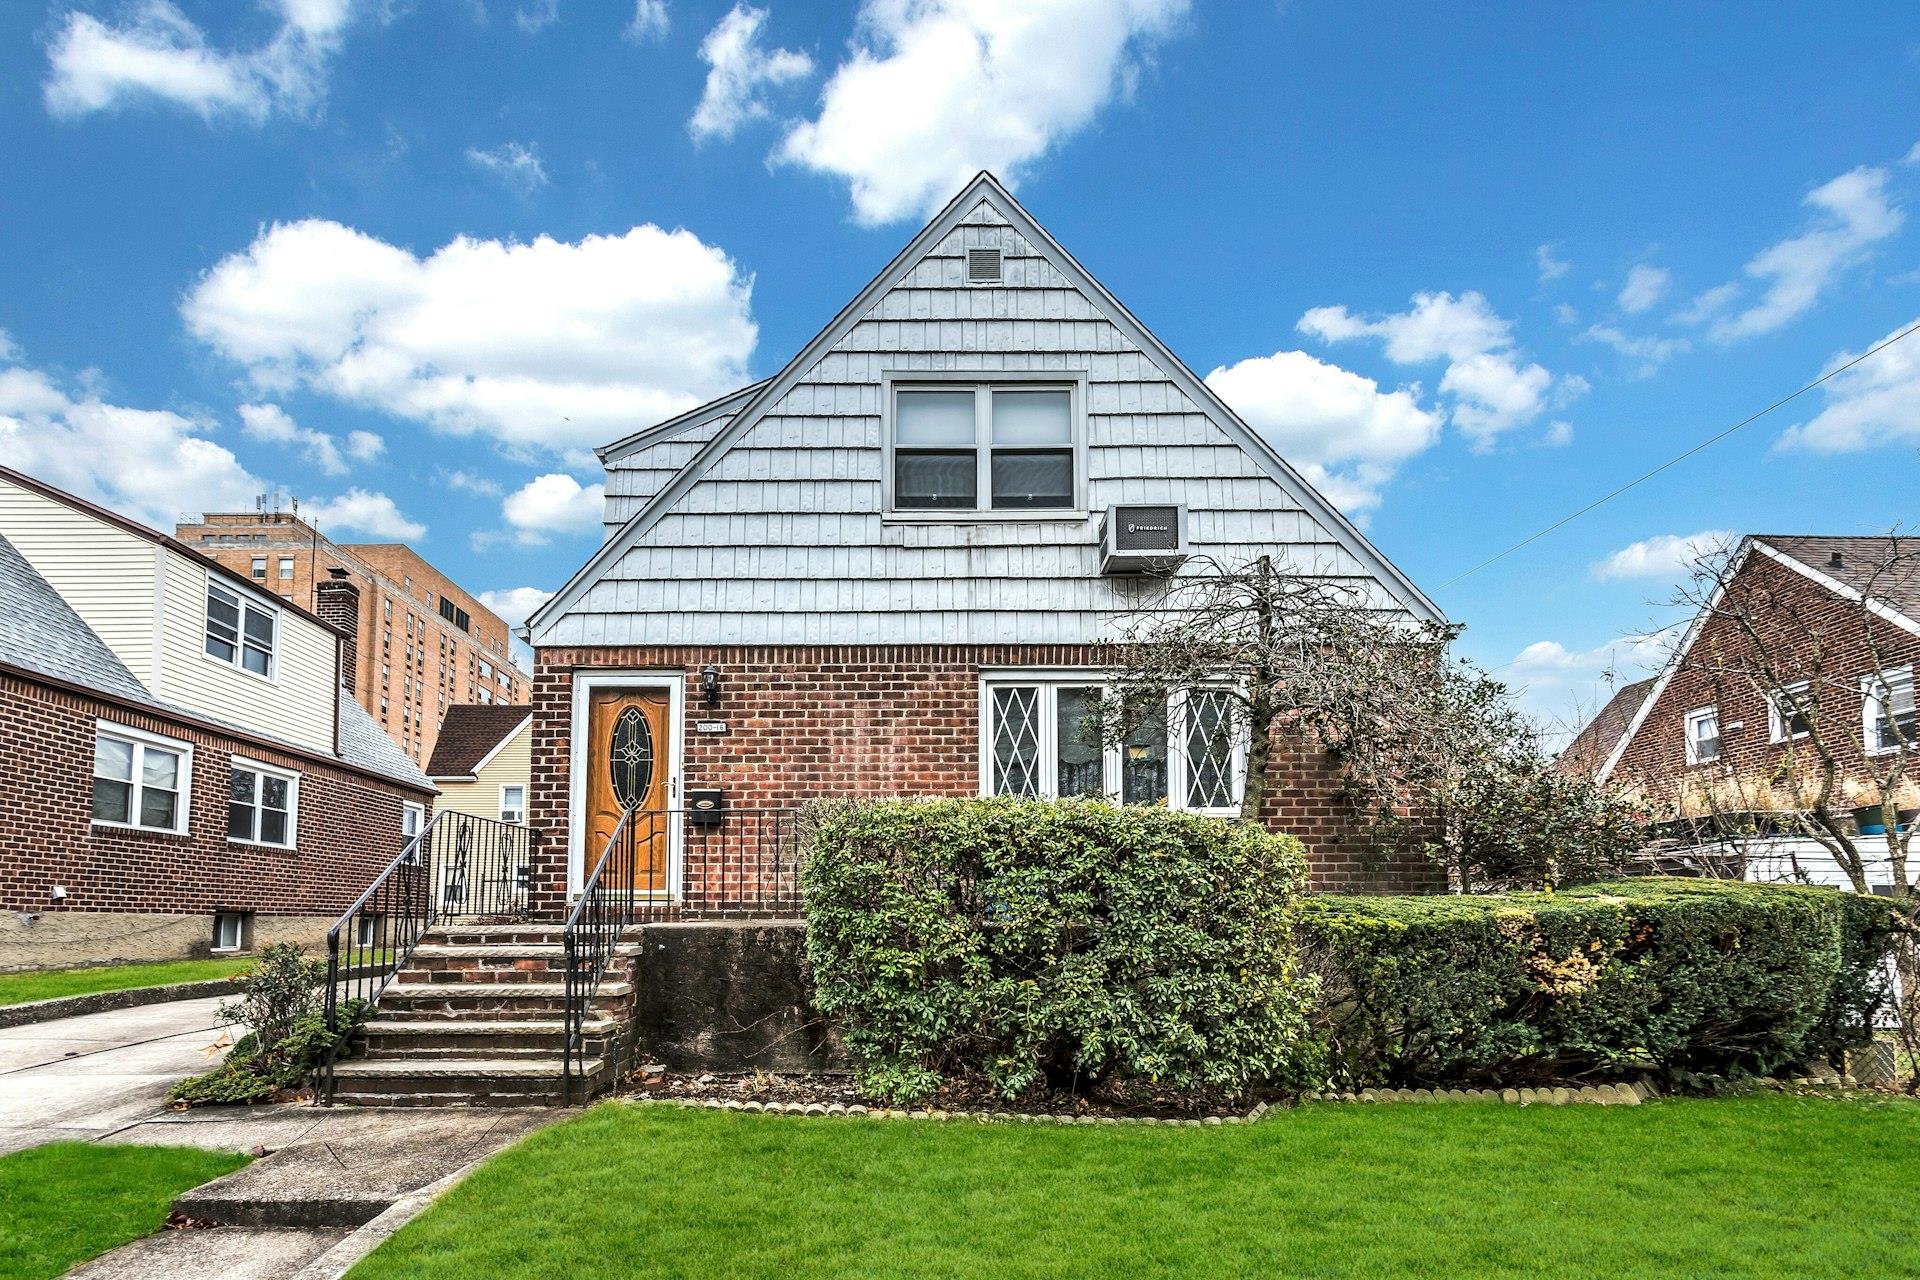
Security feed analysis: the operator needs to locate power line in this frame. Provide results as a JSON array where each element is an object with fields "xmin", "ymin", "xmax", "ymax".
[{"xmin": 1440, "ymin": 318, "xmax": 1920, "ymax": 588}]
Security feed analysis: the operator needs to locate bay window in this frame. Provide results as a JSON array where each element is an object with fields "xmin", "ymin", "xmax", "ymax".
[{"xmin": 983, "ymin": 676, "xmax": 1244, "ymax": 815}]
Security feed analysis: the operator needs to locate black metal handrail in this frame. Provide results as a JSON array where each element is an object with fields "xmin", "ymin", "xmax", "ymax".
[
  {"xmin": 317, "ymin": 809, "xmax": 536, "ymax": 1102},
  {"xmin": 559, "ymin": 806, "xmax": 803, "ymax": 1102}
]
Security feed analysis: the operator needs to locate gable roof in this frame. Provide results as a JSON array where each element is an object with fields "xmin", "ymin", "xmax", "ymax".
[
  {"xmin": 0, "ymin": 527, "xmax": 433, "ymax": 793},
  {"xmin": 527, "ymin": 172, "xmax": 1442, "ymax": 640},
  {"xmin": 426, "ymin": 704, "xmax": 532, "ymax": 778},
  {"xmin": 597, "ymin": 379, "xmax": 768, "ymax": 464},
  {"xmin": 1557, "ymin": 677, "xmax": 1655, "ymax": 779}
]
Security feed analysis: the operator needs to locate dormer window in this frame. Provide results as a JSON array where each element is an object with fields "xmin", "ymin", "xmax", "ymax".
[
  {"xmin": 889, "ymin": 381, "xmax": 1081, "ymax": 513},
  {"xmin": 205, "ymin": 580, "xmax": 277, "ymax": 678}
]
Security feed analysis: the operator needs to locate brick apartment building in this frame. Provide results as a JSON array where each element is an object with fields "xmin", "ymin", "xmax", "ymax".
[{"xmin": 178, "ymin": 508, "xmax": 530, "ymax": 767}]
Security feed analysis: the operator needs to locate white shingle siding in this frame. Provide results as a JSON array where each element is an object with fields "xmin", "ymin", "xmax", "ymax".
[{"xmin": 537, "ymin": 189, "xmax": 1425, "ymax": 647}]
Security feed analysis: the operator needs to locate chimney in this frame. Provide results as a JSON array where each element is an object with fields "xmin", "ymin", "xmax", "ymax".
[
  {"xmin": 1829, "ymin": 551, "xmax": 1845, "ymax": 569},
  {"xmin": 315, "ymin": 568, "xmax": 361, "ymax": 694}
]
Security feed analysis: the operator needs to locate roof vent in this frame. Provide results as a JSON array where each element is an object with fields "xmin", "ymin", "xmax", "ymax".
[
  {"xmin": 966, "ymin": 246, "xmax": 1002, "ymax": 284},
  {"xmin": 1830, "ymin": 551, "xmax": 1845, "ymax": 569}
]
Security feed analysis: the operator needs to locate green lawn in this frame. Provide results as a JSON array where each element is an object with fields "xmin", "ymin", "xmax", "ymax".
[
  {"xmin": 0, "ymin": 957, "xmax": 253, "ymax": 1007},
  {"xmin": 352, "ymin": 1095, "xmax": 1920, "ymax": 1280},
  {"xmin": 0, "ymin": 1142, "xmax": 249, "ymax": 1280}
]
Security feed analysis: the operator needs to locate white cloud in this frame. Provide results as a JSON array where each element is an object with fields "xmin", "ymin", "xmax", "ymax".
[
  {"xmin": 1616, "ymin": 263, "xmax": 1670, "ymax": 314},
  {"xmin": 516, "ymin": 0, "xmax": 560, "ymax": 33},
  {"xmin": 1591, "ymin": 530, "xmax": 1737, "ymax": 583},
  {"xmin": 183, "ymin": 219, "xmax": 757, "ymax": 456},
  {"xmin": 444, "ymin": 468, "xmax": 503, "ymax": 496},
  {"xmin": 689, "ymin": 5, "xmax": 812, "ymax": 142},
  {"xmin": 302, "ymin": 487, "xmax": 426, "ymax": 539},
  {"xmin": 1205, "ymin": 349, "xmax": 1441, "ymax": 516},
  {"xmin": 44, "ymin": 0, "xmax": 349, "ymax": 123},
  {"xmin": 345, "ymin": 429, "xmax": 384, "ymax": 461},
  {"xmin": 1542, "ymin": 420, "xmax": 1573, "ymax": 447},
  {"xmin": 1499, "ymin": 631, "xmax": 1672, "ymax": 739},
  {"xmin": 1535, "ymin": 244, "xmax": 1570, "ymax": 283},
  {"xmin": 1579, "ymin": 324, "xmax": 1690, "ymax": 378},
  {"xmin": 1551, "ymin": 303, "xmax": 1579, "ymax": 326},
  {"xmin": 1774, "ymin": 316, "xmax": 1920, "ymax": 453},
  {"xmin": 478, "ymin": 585, "xmax": 555, "ymax": 627},
  {"xmin": 466, "ymin": 141, "xmax": 548, "ymax": 195},
  {"xmin": 1688, "ymin": 165, "xmax": 1904, "ymax": 341},
  {"xmin": 501, "ymin": 472, "xmax": 604, "ymax": 542},
  {"xmin": 1298, "ymin": 290, "xmax": 1566, "ymax": 448},
  {"xmin": 625, "ymin": 0, "xmax": 669, "ymax": 41},
  {"xmin": 777, "ymin": 0, "xmax": 1188, "ymax": 225},
  {"xmin": 237, "ymin": 401, "xmax": 362, "ymax": 475}
]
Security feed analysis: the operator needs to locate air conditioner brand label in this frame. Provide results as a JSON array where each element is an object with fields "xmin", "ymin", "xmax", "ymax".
[{"xmin": 1126, "ymin": 523, "xmax": 1170, "ymax": 535}]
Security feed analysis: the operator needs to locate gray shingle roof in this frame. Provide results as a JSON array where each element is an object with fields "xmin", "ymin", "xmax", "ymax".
[
  {"xmin": 0, "ymin": 530, "xmax": 432, "ymax": 793},
  {"xmin": 1556, "ymin": 677, "xmax": 1656, "ymax": 779},
  {"xmin": 1756, "ymin": 535, "xmax": 1920, "ymax": 625}
]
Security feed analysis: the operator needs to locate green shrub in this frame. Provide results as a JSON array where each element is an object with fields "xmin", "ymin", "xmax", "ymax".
[
  {"xmin": 1298, "ymin": 878, "xmax": 1902, "ymax": 1088},
  {"xmin": 801, "ymin": 796, "xmax": 1318, "ymax": 1104},
  {"xmin": 169, "ymin": 944, "xmax": 364, "ymax": 1106}
]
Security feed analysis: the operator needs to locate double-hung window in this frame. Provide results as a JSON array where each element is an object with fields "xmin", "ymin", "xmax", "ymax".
[
  {"xmin": 228, "ymin": 760, "xmax": 297, "ymax": 848},
  {"xmin": 1863, "ymin": 666, "xmax": 1917, "ymax": 755},
  {"xmin": 500, "ymin": 785, "xmax": 527, "ymax": 825},
  {"xmin": 1768, "ymin": 681, "xmax": 1813, "ymax": 743},
  {"xmin": 983, "ymin": 677, "xmax": 1243, "ymax": 815},
  {"xmin": 891, "ymin": 382, "xmax": 1078, "ymax": 512},
  {"xmin": 92, "ymin": 725, "xmax": 188, "ymax": 833},
  {"xmin": 1683, "ymin": 706, "xmax": 1721, "ymax": 764},
  {"xmin": 205, "ymin": 580, "xmax": 277, "ymax": 678}
]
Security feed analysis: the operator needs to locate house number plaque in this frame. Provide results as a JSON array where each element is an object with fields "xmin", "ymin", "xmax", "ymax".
[{"xmin": 695, "ymin": 720, "xmax": 729, "ymax": 735}]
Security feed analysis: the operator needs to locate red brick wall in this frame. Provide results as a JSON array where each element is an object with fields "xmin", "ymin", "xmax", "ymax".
[
  {"xmin": 529, "ymin": 645, "xmax": 1436, "ymax": 913},
  {"xmin": 1612, "ymin": 552, "xmax": 1920, "ymax": 812},
  {"xmin": 0, "ymin": 671, "xmax": 428, "ymax": 918}
]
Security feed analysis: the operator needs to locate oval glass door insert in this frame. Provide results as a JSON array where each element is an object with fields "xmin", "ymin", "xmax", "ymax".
[{"xmin": 609, "ymin": 705, "xmax": 654, "ymax": 810}]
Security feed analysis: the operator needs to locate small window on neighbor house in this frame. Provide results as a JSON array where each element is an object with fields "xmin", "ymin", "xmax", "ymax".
[
  {"xmin": 1684, "ymin": 707, "xmax": 1721, "ymax": 764},
  {"xmin": 1864, "ymin": 667, "xmax": 1917, "ymax": 754},
  {"xmin": 204, "ymin": 581, "xmax": 276, "ymax": 678},
  {"xmin": 250, "ymin": 556, "xmax": 267, "ymax": 580},
  {"xmin": 278, "ymin": 557, "xmax": 294, "ymax": 581},
  {"xmin": 966, "ymin": 246, "xmax": 1002, "ymax": 284},
  {"xmin": 500, "ymin": 785, "xmax": 526, "ymax": 826},
  {"xmin": 212, "ymin": 912, "xmax": 247, "ymax": 952},
  {"xmin": 1769, "ymin": 682, "xmax": 1813, "ymax": 743},
  {"xmin": 92, "ymin": 728, "xmax": 187, "ymax": 833},
  {"xmin": 893, "ymin": 384, "xmax": 1076, "ymax": 512},
  {"xmin": 355, "ymin": 915, "xmax": 380, "ymax": 947}
]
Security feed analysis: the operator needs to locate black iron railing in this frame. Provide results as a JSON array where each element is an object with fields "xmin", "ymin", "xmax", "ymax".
[
  {"xmin": 560, "ymin": 807, "xmax": 801, "ymax": 1101},
  {"xmin": 317, "ymin": 810, "xmax": 535, "ymax": 1102}
]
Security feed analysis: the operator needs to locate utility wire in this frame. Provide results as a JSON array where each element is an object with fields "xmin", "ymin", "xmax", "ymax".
[{"xmin": 1440, "ymin": 318, "xmax": 1920, "ymax": 588}]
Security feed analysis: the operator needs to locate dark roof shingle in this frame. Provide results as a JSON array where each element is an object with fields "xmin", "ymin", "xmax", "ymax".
[
  {"xmin": 1755, "ymin": 535, "xmax": 1920, "ymax": 624},
  {"xmin": 426, "ymin": 705, "xmax": 532, "ymax": 778},
  {"xmin": 1557, "ymin": 677, "xmax": 1656, "ymax": 779}
]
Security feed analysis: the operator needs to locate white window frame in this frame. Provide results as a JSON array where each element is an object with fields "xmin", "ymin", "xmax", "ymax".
[
  {"xmin": 881, "ymin": 372, "xmax": 1089, "ymax": 520},
  {"xmin": 1769, "ymin": 681, "xmax": 1813, "ymax": 744},
  {"xmin": 1862, "ymin": 666, "xmax": 1917, "ymax": 756},
  {"xmin": 91, "ymin": 722, "xmax": 192, "ymax": 835},
  {"xmin": 1683, "ymin": 706, "xmax": 1721, "ymax": 765},
  {"xmin": 500, "ymin": 784, "xmax": 527, "ymax": 826},
  {"xmin": 212, "ymin": 912, "xmax": 247, "ymax": 952},
  {"xmin": 977, "ymin": 671, "xmax": 1246, "ymax": 815},
  {"xmin": 227, "ymin": 757, "xmax": 300, "ymax": 849},
  {"xmin": 203, "ymin": 578, "xmax": 279, "ymax": 682}
]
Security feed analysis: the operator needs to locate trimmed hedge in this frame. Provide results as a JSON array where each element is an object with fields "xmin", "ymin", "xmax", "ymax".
[
  {"xmin": 1299, "ymin": 878, "xmax": 1902, "ymax": 1088},
  {"xmin": 801, "ymin": 796, "xmax": 1318, "ymax": 1104}
]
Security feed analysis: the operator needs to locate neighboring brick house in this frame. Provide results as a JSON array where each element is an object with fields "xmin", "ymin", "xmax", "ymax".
[
  {"xmin": 177, "ymin": 510, "xmax": 529, "ymax": 768},
  {"xmin": 1574, "ymin": 534, "xmax": 1920, "ymax": 889},
  {"xmin": 0, "ymin": 466, "xmax": 436, "ymax": 971},
  {"xmin": 522, "ymin": 172, "xmax": 1445, "ymax": 909}
]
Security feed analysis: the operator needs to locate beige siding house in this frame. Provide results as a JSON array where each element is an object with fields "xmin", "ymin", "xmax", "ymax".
[{"xmin": 425, "ymin": 705, "xmax": 532, "ymax": 827}]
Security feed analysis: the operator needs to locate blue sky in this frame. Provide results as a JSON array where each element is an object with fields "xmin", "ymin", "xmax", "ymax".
[{"xmin": 3, "ymin": 1, "xmax": 1918, "ymax": 732}]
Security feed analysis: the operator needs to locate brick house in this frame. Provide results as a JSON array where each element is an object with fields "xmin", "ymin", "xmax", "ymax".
[
  {"xmin": 1574, "ymin": 534, "xmax": 1920, "ymax": 891},
  {"xmin": 521, "ymin": 172, "xmax": 1444, "ymax": 910},
  {"xmin": 178, "ymin": 509, "xmax": 530, "ymax": 768},
  {"xmin": 0, "ymin": 466, "xmax": 436, "ymax": 971}
]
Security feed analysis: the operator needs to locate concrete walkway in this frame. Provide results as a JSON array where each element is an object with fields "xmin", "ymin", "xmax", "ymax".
[{"xmin": 0, "ymin": 994, "xmax": 232, "ymax": 1155}]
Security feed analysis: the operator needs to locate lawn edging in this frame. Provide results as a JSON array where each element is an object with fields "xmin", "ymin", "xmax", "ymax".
[{"xmin": 0, "ymin": 977, "xmax": 242, "ymax": 1029}]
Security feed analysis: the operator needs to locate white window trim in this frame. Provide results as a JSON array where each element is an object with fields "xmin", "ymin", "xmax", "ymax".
[
  {"xmin": 202, "ymin": 577, "xmax": 280, "ymax": 684},
  {"xmin": 1768, "ymin": 681, "xmax": 1812, "ymax": 744},
  {"xmin": 91, "ymin": 721, "xmax": 192, "ymax": 835},
  {"xmin": 1862, "ymin": 666, "xmax": 1916, "ymax": 756},
  {"xmin": 226, "ymin": 756, "xmax": 300, "ymax": 850},
  {"xmin": 212, "ymin": 912, "xmax": 247, "ymax": 952},
  {"xmin": 977, "ymin": 670, "xmax": 1246, "ymax": 815},
  {"xmin": 881, "ymin": 371, "xmax": 1089, "ymax": 517},
  {"xmin": 1683, "ymin": 705, "xmax": 1721, "ymax": 765},
  {"xmin": 500, "ymin": 783, "xmax": 527, "ymax": 826}
]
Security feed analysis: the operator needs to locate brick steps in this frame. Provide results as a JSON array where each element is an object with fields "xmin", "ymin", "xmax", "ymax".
[{"xmin": 328, "ymin": 923, "xmax": 634, "ymax": 1107}]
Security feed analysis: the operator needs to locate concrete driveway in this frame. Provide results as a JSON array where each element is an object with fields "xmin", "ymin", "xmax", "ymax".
[{"xmin": 0, "ymin": 995, "xmax": 234, "ymax": 1155}]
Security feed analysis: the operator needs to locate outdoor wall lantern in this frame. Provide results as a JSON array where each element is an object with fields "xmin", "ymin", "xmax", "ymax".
[{"xmin": 701, "ymin": 664, "xmax": 721, "ymax": 707}]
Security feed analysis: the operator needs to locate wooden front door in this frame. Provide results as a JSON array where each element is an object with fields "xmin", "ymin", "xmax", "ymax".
[{"xmin": 584, "ymin": 687, "xmax": 672, "ymax": 895}]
